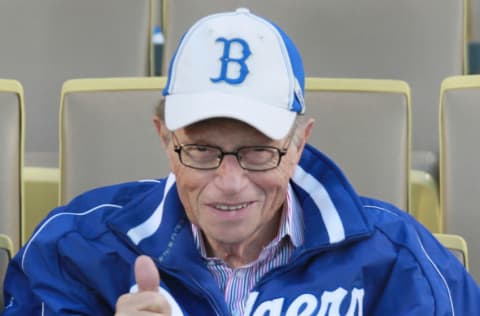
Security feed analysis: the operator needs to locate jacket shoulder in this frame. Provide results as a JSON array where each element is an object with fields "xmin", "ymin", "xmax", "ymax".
[
  {"xmin": 62, "ymin": 179, "xmax": 163, "ymax": 209},
  {"xmin": 27, "ymin": 179, "xmax": 165, "ymax": 245}
]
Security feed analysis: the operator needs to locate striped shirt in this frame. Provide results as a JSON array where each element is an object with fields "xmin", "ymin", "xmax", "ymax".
[{"xmin": 192, "ymin": 184, "xmax": 304, "ymax": 316}]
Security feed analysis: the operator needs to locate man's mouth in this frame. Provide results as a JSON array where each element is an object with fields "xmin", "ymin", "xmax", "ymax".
[{"xmin": 214, "ymin": 203, "xmax": 250, "ymax": 212}]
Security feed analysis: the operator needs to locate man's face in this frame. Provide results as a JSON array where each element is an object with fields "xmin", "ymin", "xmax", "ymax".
[{"xmin": 161, "ymin": 118, "xmax": 308, "ymax": 250}]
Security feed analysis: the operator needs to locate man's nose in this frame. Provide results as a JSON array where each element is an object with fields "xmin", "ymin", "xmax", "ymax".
[{"xmin": 214, "ymin": 154, "xmax": 247, "ymax": 192}]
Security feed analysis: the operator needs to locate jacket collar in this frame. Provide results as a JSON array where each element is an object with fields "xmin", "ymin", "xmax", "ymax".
[{"xmin": 291, "ymin": 144, "xmax": 372, "ymax": 250}]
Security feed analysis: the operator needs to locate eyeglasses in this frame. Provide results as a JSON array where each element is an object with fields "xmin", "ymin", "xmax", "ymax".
[{"xmin": 172, "ymin": 133, "xmax": 291, "ymax": 171}]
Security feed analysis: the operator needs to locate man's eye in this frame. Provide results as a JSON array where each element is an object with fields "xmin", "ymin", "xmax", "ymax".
[
  {"xmin": 187, "ymin": 146, "xmax": 218, "ymax": 156},
  {"xmin": 192, "ymin": 145, "xmax": 212, "ymax": 152},
  {"xmin": 242, "ymin": 148, "xmax": 275, "ymax": 162}
]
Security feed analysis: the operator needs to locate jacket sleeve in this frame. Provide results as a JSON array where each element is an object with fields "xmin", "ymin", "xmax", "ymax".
[
  {"xmin": 374, "ymin": 212, "xmax": 480, "ymax": 315},
  {"xmin": 362, "ymin": 197, "xmax": 480, "ymax": 315},
  {"xmin": 2, "ymin": 252, "xmax": 42, "ymax": 315},
  {"xmin": 2, "ymin": 234, "xmax": 113, "ymax": 315},
  {"xmin": 2, "ymin": 181, "xmax": 161, "ymax": 315},
  {"xmin": 412, "ymin": 221, "xmax": 480, "ymax": 315}
]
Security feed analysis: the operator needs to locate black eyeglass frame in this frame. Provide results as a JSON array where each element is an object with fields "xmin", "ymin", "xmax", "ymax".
[{"xmin": 171, "ymin": 133, "xmax": 292, "ymax": 171}]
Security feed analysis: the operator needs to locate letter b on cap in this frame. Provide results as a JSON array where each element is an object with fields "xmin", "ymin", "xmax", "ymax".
[{"xmin": 210, "ymin": 37, "xmax": 251, "ymax": 85}]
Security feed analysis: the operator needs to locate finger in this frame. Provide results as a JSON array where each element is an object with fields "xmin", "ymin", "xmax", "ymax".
[{"xmin": 135, "ymin": 255, "xmax": 160, "ymax": 292}]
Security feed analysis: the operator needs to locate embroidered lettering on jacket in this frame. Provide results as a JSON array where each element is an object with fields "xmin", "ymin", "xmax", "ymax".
[{"xmin": 244, "ymin": 287, "xmax": 364, "ymax": 316}]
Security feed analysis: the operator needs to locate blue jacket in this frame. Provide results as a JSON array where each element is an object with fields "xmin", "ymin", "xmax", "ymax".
[{"xmin": 3, "ymin": 145, "xmax": 480, "ymax": 315}]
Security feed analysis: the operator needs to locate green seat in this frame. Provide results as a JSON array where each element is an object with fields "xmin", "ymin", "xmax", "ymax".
[
  {"xmin": 305, "ymin": 78, "xmax": 411, "ymax": 211},
  {"xmin": 0, "ymin": 0, "xmax": 154, "ymax": 169},
  {"xmin": 0, "ymin": 80, "xmax": 23, "ymax": 250},
  {"xmin": 434, "ymin": 233, "xmax": 469, "ymax": 270},
  {"xmin": 439, "ymin": 75, "xmax": 480, "ymax": 282},
  {"xmin": 0, "ymin": 80, "xmax": 23, "ymax": 311},
  {"xmin": 59, "ymin": 77, "xmax": 168, "ymax": 204}
]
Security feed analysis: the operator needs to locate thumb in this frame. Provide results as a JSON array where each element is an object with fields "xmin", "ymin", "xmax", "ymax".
[{"xmin": 134, "ymin": 255, "xmax": 160, "ymax": 292}]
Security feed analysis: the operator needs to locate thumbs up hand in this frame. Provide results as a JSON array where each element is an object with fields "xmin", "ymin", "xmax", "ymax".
[{"xmin": 115, "ymin": 255, "xmax": 172, "ymax": 316}]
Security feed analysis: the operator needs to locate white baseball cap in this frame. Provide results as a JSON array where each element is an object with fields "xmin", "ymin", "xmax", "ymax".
[{"xmin": 163, "ymin": 8, "xmax": 305, "ymax": 140}]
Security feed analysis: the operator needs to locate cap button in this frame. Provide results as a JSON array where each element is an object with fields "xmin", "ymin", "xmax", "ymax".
[{"xmin": 236, "ymin": 8, "xmax": 250, "ymax": 13}]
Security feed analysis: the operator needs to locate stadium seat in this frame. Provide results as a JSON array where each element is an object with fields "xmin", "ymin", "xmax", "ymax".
[
  {"xmin": 0, "ymin": 234, "xmax": 14, "ymax": 311},
  {"xmin": 0, "ymin": 235, "xmax": 13, "ymax": 261},
  {"xmin": 0, "ymin": 80, "xmax": 23, "ymax": 310},
  {"xmin": 305, "ymin": 78, "xmax": 410, "ymax": 211},
  {"xmin": 23, "ymin": 167, "xmax": 59, "ymax": 241},
  {"xmin": 59, "ymin": 77, "xmax": 168, "ymax": 204},
  {"xmin": 434, "ymin": 233, "xmax": 469, "ymax": 270},
  {"xmin": 439, "ymin": 75, "xmax": 480, "ymax": 282},
  {"xmin": 0, "ymin": 0, "xmax": 154, "ymax": 168},
  {"xmin": 0, "ymin": 0, "xmax": 156, "ymax": 243},
  {"xmin": 410, "ymin": 170, "xmax": 442, "ymax": 233},
  {"xmin": 161, "ymin": 0, "xmax": 467, "ymax": 181},
  {"xmin": 0, "ymin": 80, "xmax": 24, "ymax": 252}
]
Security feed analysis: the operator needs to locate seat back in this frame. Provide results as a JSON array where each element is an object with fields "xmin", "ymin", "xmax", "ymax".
[
  {"xmin": 161, "ymin": 0, "xmax": 466, "ymax": 171},
  {"xmin": 440, "ymin": 75, "xmax": 480, "ymax": 282},
  {"xmin": 0, "ymin": 0, "xmax": 153, "ymax": 168},
  {"xmin": 410, "ymin": 170, "xmax": 442, "ymax": 233},
  {"xmin": 0, "ymin": 80, "xmax": 23, "ymax": 310},
  {"xmin": 305, "ymin": 78, "xmax": 410, "ymax": 211},
  {"xmin": 60, "ymin": 77, "xmax": 168, "ymax": 204},
  {"xmin": 434, "ymin": 233, "xmax": 469, "ymax": 269},
  {"xmin": 0, "ymin": 80, "xmax": 24, "ymax": 252}
]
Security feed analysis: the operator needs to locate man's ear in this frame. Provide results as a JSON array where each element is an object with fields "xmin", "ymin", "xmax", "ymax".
[
  {"xmin": 153, "ymin": 116, "xmax": 170, "ymax": 152},
  {"xmin": 153, "ymin": 116, "xmax": 180, "ymax": 174},
  {"xmin": 295, "ymin": 118, "xmax": 315, "ymax": 157}
]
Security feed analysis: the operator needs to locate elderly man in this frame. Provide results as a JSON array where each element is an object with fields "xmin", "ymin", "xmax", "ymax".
[{"xmin": 3, "ymin": 8, "xmax": 480, "ymax": 316}]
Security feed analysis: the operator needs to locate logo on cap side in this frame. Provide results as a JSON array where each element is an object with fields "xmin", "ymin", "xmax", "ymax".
[{"xmin": 210, "ymin": 37, "xmax": 251, "ymax": 85}]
